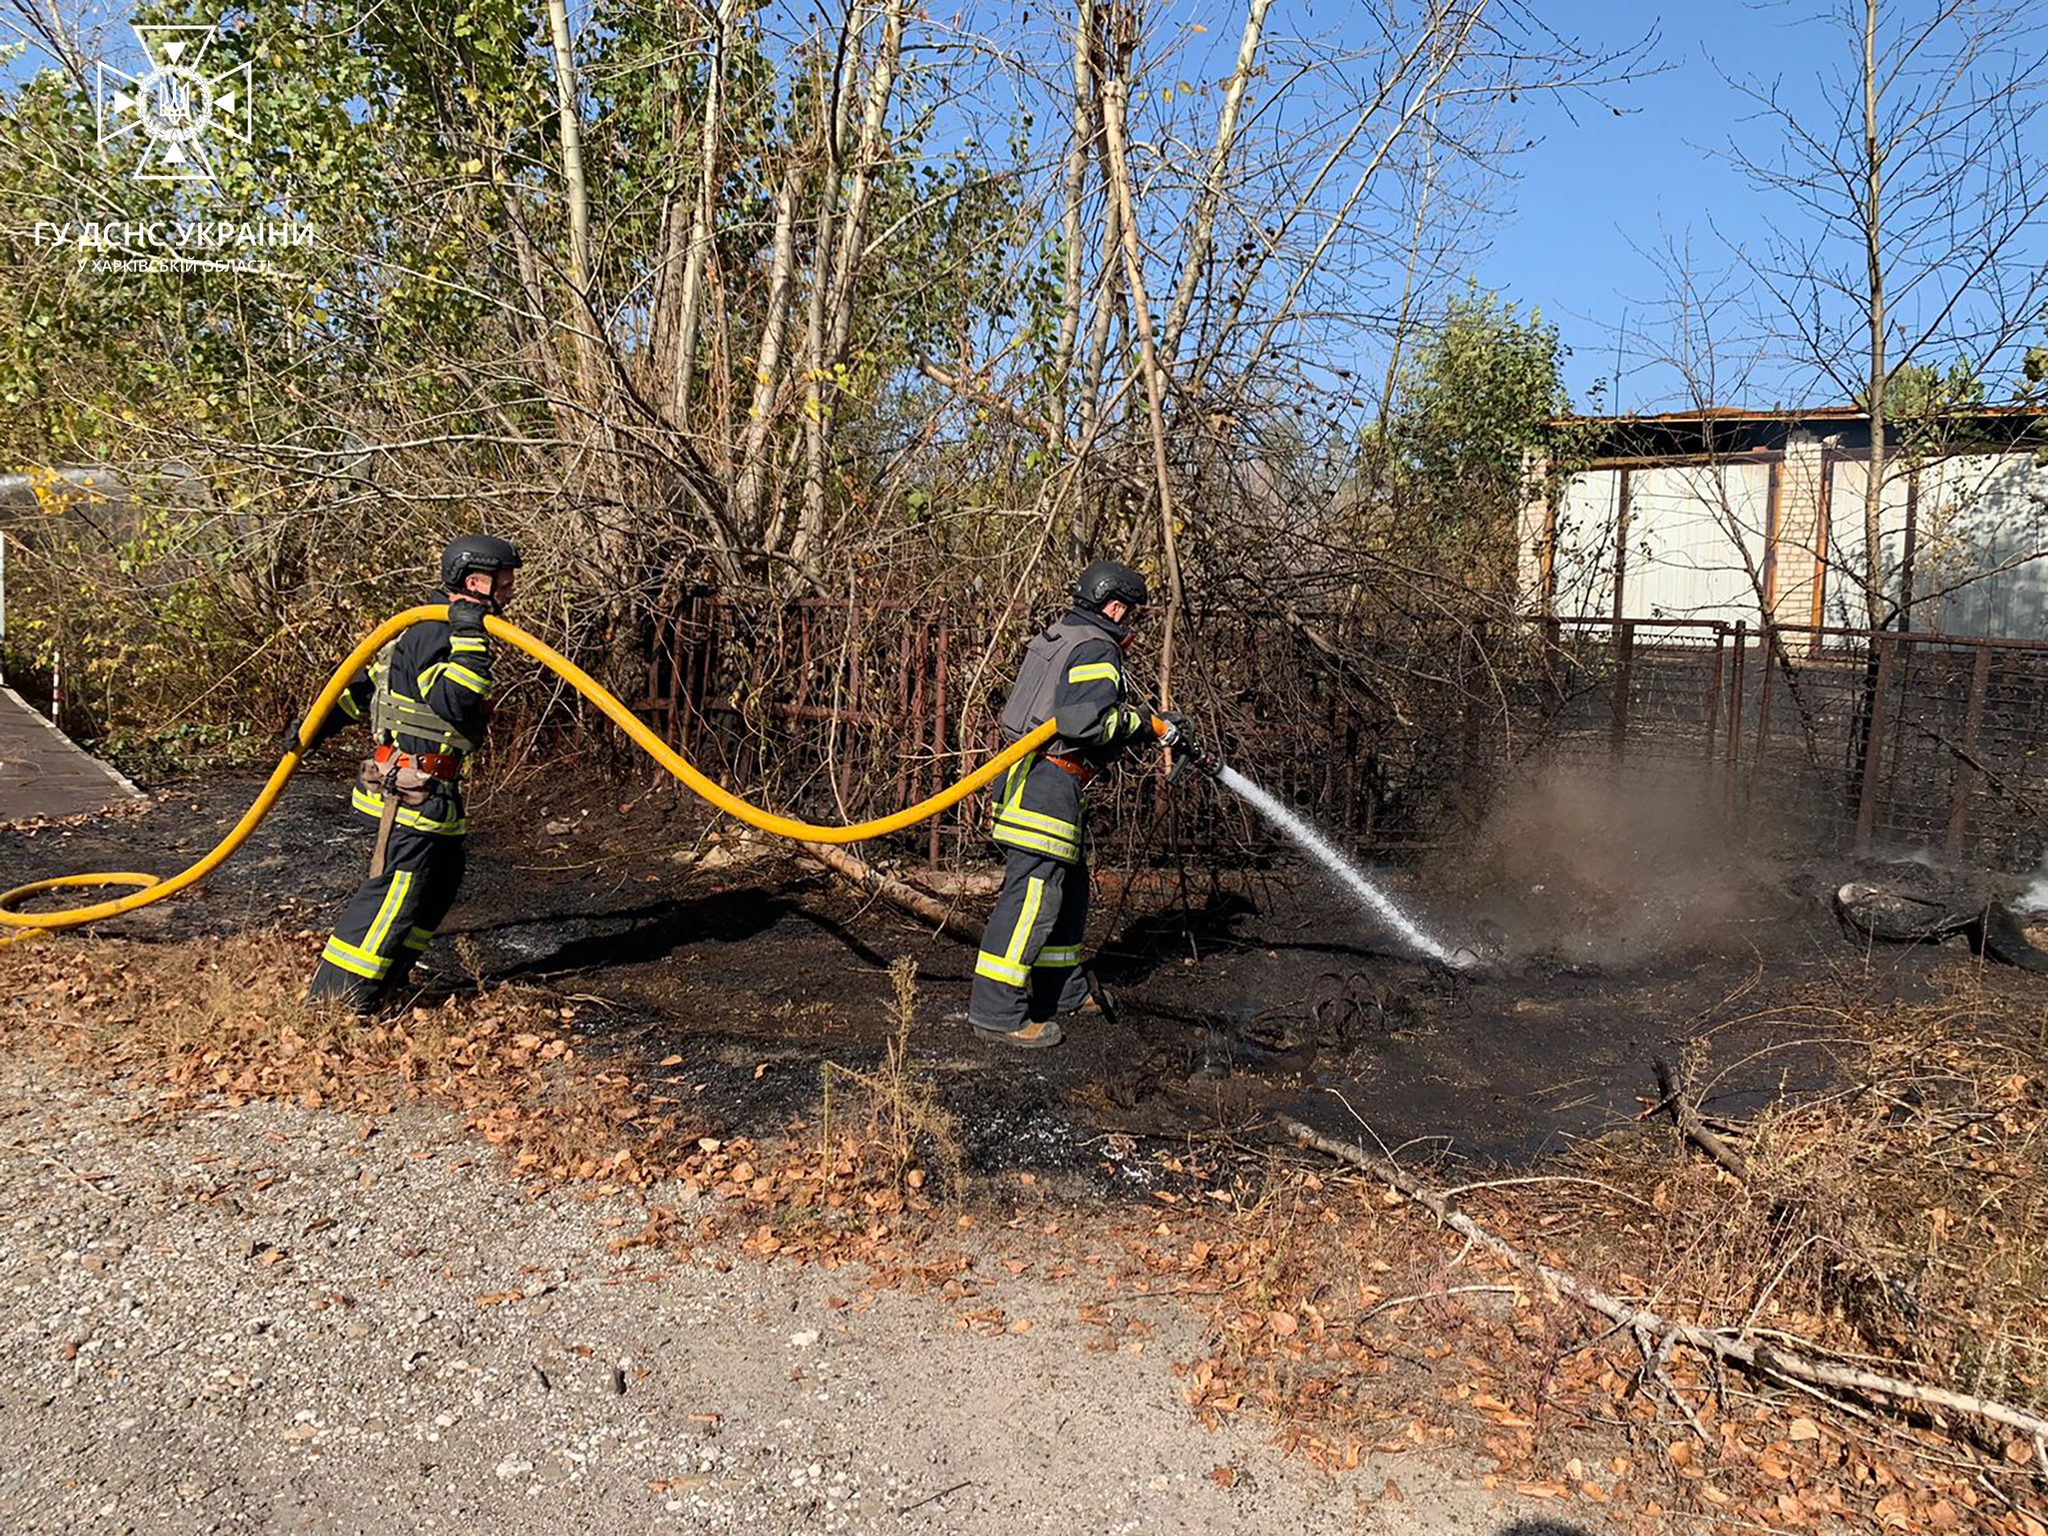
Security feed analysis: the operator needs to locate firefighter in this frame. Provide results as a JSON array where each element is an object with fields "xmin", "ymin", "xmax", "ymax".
[
  {"xmin": 299, "ymin": 533, "xmax": 522, "ymax": 1012},
  {"xmin": 966, "ymin": 560, "xmax": 1196, "ymax": 1047}
]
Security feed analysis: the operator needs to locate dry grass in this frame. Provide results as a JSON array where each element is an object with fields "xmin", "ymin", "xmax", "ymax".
[
  {"xmin": 820, "ymin": 956, "xmax": 963, "ymax": 1199},
  {"xmin": 1572, "ymin": 962, "xmax": 2048, "ymax": 1424},
  {"xmin": 0, "ymin": 930, "xmax": 969, "ymax": 1273},
  {"xmin": 0, "ymin": 928, "xmax": 694, "ymax": 1189},
  {"xmin": 1114, "ymin": 962, "xmax": 2048, "ymax": 1531}
]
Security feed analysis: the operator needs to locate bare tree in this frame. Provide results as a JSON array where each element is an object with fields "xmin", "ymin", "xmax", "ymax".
[{"xmin": 1723, "ymin": 0, "xmax": 2048, "ymax": 631}]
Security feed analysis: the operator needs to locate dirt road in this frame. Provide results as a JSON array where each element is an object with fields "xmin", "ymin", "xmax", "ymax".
[{"xmin": 0, "ymin": 1053, "xmax": 1610, "ymax": 1536}]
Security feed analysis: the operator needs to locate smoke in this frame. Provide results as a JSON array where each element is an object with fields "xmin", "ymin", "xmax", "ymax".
[
  {"xmin": 2017, "ymin": 855, "xmax": 2048, "ymax": 916},
  {"xmin": 1435, "ymin": 759, "xmax": 1785, "ymax": 964}
]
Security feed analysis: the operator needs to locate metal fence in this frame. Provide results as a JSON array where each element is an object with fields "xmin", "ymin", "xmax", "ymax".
[
  {"xmin": 1539, "ymin": 619, "xmax": 2048, "ymax": 869},
  {"xmin": 631, "ymin": 598, "xmax": 2048, "ymax": 872}
]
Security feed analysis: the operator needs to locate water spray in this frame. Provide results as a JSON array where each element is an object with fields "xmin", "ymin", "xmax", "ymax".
[{"xmin": 1163, "ymin": 726, "xmax": 1473, "ymax": 969}]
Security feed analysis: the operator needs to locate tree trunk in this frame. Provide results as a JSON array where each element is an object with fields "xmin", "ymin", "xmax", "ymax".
[
  {"xmin": 1860, "ymin": 0, "xmax": 1889, "ymax": 631},
  {"xmin": 1042, "ymin": 0, "xmax": 1099, "ymax": 557},
  {"xmin": 544, "ymin": 0, "xmax": 601, "ymax": 399},
  {"xmin": 1100, "ymin": 64, "xmax": 1188, "ymax": 705},
  {"xmin": 1160, "ymin": 0, "xmax": 1272, "ymax": 363},
  {"xmin": 734, "ymin": 166, "xmax": 801, "ymax": 550},
  {"xmin": 796, "ymin": 0, "xmax": 911, "ymax": 579},
  {"xmin": 670, "ymin": 1, "xmax": 736, "ymax": 429}
]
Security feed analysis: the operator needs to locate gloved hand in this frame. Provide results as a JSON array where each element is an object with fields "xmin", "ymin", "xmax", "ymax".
[
  {"xmin": 1156, "ymin": 709, "xmax": 1201, "ymax": 757},
  {"xmin": 283, "ymin": 714, "xmax": 307, "ymax": 754},
  {"xmin": 446, "ymin": 595, "xmax": 491, "ymax": 637}
]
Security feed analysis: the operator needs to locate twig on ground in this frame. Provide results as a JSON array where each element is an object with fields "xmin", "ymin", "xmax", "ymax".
[
  {"xmin": 898, "ymin": 1479, "xmax": 974, "ymax": 1515},
  {"xmin": 1651, "ymin": 1057, "xmax": 1750, "ymax": 1180},
  {"xmin": 1360, "ymin": 1283, "xmax": 1521, "ymax": 1320},
  {"xmin": 1286, "ymin": 1118, "xmax": 2048, "ymax": 1452},
  {"xmin": 799, "ymin": 841, "xmax": 980, "ymax": 944}
]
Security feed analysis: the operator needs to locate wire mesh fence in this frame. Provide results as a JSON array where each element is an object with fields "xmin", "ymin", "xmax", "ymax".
[{"xmin": 630, "ymin": 597, "xmax": 2048, "ymax": 873}]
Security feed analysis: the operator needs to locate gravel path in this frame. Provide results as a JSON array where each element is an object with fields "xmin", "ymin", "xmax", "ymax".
[{"xmin": 0, "ymin": 1055, "xmax": 1612, "ymax": 1536}]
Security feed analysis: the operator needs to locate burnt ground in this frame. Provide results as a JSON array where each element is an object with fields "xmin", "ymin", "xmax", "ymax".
[{"xmin": 1, "ymin": 758, "xmax": 1984, "ymax": 1188}]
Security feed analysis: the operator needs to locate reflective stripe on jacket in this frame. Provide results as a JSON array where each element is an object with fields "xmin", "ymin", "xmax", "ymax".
[{"xmin": 991, "ymin": 757, "xmax": 1083, "ymax": 865}]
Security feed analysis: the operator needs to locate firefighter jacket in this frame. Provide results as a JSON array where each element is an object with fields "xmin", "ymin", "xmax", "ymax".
[
  {"xmin": 989, "ymin": 608, "xmax": 1151, "ymax": 864},
  {"xmin": 313, "ymin": 615, "xmax": 495, "ymax": 838}
]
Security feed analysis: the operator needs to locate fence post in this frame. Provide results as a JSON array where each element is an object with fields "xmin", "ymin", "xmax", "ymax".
[
  {"xmin": 929, "ymin": 620, "xmax": 949, "ymax": 870},
  {"xmin": 1945, "ymin": 644, "xmax": 1992, "ymax": 860},
  {"xmin": 1855, "ymin": 634, "xmax": 1899, "ymax": 849},
  {"xmin": 1704, "ymin": 623, "xmax": 1724, "ymax": 768},
  {"xmin": 1725, "ymin": 619, "xmax": 1746, "ymax": 817},
  {"xmin": 1750, "ymin": 624, "xmax": 1774, "ymax": 809},
  {"xmin": 1609, "ymin": 619, "xmax": 1635, "ymax": 760}
]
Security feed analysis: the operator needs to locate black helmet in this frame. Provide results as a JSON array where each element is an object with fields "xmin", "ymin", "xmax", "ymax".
[
  {"xmin": 1074, "ymin": 559, "xmax": 1149, "ymax": 613},
  {"xmin": 440, "ymin": 533, "xmax": 523, "ymax": 590}
]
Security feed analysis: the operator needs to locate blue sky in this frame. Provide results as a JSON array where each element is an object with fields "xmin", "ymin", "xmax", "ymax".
[
  {"xmin": 1461, "ymin": 0, "xmax": 1814, "ymax": 408},
  {"xmin": 1455, "ymin": 0, "xmax": 2048, "ymax": 411}
]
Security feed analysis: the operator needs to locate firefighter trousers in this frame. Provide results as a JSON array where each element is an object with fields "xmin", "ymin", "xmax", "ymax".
[
  {"xmin": 307, "ymin": 816, "xmax": 468, "ymax": 1012},
  {"xmin": 968, "ymin": 846, "xmax": 1091, "ymax": 1033}
]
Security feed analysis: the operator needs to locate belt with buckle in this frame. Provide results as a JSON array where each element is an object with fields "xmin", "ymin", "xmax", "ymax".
[
  {"xmin": 374, "ymin": 742, "xmax": 463, "ymax": 781},
  {"xmin": 1044, "ymin": 752, "xmax": 1097, "ymax": 787}
]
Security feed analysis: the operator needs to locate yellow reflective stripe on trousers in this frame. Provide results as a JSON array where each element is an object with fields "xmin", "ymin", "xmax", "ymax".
[
  {"xmin": 402, "ymin": 925, "xmax": 434, "ymax": 952},
  {"xmin": 1007, "ymin": 877, "xmax": 1045, "ymax": 964},
  {"xmin": 975, "ymin": 875, "xmax": 1047, "ymax": 990},
  {"xmin": 318, "ymin": 936, "xmax": 389, "ymax": 980},
  {"xmin": 974, "ymin": 951, "xmax": 1029, "ymax": 986},
  {"xmin": 363, "ymin": 870, "xmax": 413, "ymax": 957},
  {"xmin": 1034, "ymin": 945, "xmax": 1081, "ymax": 968}
]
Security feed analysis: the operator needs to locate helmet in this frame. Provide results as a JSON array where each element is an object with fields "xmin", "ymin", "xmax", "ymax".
[
  {"xmin": 440, "ymin": 533, "xmax": 523, "ymax": 591},
  {"xmin": 1074, "ymin": 559, "xmax": 1149, "ymax": 613}
]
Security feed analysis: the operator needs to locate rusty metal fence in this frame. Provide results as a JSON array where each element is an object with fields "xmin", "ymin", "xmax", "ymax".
[
  {"xmin": 1540, "ymin": 619, "xmax": 2048, "ymax": 869},
  {"xmin": 630, "ymin": 597, "xmax": 2048, "ymax": 872}
]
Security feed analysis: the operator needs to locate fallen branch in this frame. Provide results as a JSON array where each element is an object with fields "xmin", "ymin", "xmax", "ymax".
[
  {"xmin": 798, "ymin": 841, "xmax": 980, "ymax": 944},
  {"xmin": 1651, "ymin": 1057, "xmax": 1750, "ymax": 1180},
  {"xmin": 1285, "ymin": 1119, "xmax": 2048, "ymax": 1460}
]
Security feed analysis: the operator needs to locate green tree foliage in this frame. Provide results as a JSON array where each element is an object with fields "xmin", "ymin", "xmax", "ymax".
[{"xmin": 1353, "ymin": 289, "xmax": 1569, "ymax": 597}]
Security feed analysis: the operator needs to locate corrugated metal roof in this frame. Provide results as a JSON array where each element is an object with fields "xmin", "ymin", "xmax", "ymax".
[{"xmin": 1551, "ymin": 403, "xmax": 2048, "ymax": 428}]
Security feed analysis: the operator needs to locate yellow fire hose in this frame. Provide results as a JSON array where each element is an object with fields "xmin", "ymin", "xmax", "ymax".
[{"xmin": 0, "ymin": 603, "xmax": 1147, "ymax": 945}]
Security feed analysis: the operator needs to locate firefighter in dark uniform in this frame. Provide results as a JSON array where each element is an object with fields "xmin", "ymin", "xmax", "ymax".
[
  {"xmin": 299, "ymin": 534, "xmax": 522, "ymax": 1012},
  {"xmin": 966, "ymin": 560, "xmax": 1195, "ymax": 1047}
]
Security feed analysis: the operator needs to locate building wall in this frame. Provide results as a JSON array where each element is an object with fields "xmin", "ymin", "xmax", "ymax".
[{"xmin": 1531, "ymin": 439, "xmax": 2048, "ymax": 638}]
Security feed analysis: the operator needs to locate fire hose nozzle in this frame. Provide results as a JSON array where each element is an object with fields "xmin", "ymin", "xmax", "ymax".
[{"xmin": 1152, "ymin": 714, "xmax": 1225, "ymax": 782}]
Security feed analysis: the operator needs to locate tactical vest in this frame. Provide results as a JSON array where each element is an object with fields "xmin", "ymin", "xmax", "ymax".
[
  {"xmin": 1000, "ymin": 614, "xmax": 1118, "ymax": 745},
  {"xmin": 368, "ymin": 638, "xmax": 478, "ymax": 754}
]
